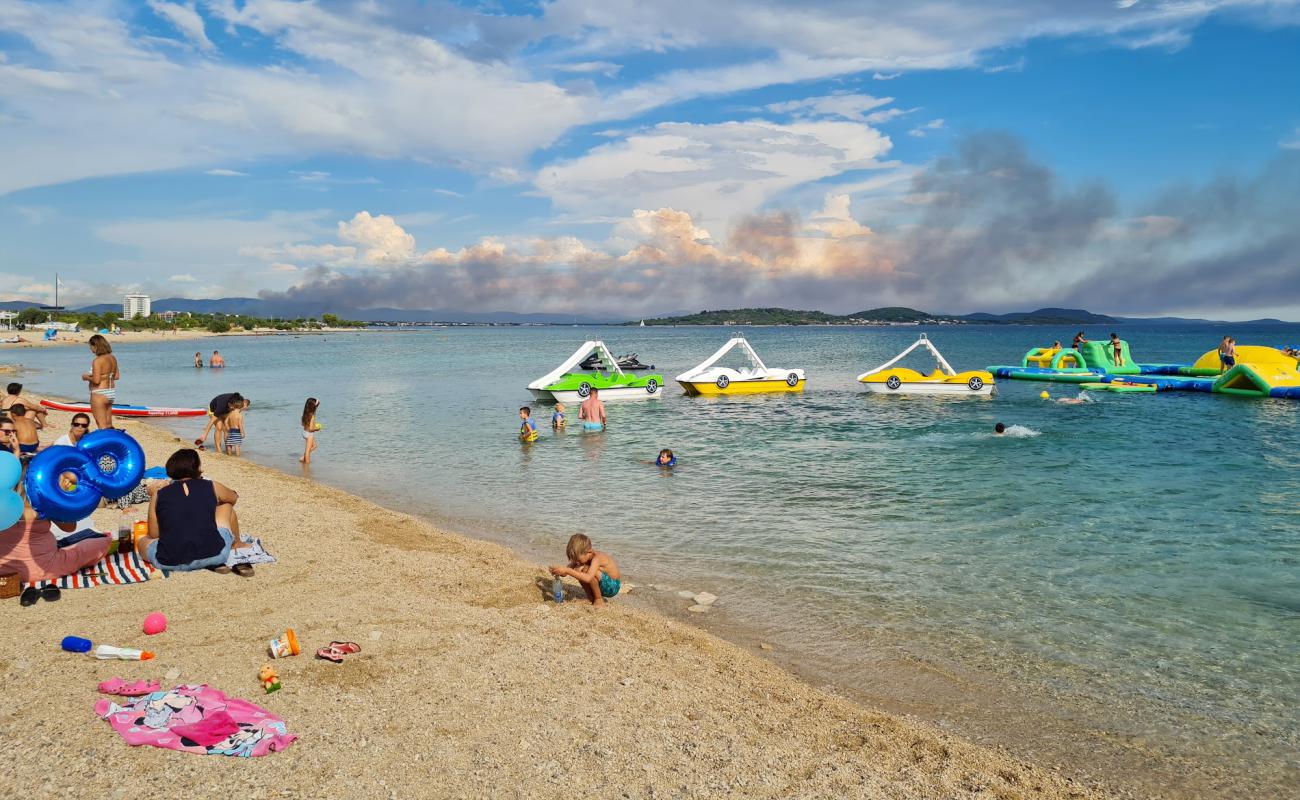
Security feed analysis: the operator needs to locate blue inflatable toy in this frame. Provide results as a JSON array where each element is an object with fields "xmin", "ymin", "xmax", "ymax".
[
  {"xmin": 0, "ymin": 451, "xmax": 23, "ymax": 528},
  {"xmin": 24, "ymin": 429, "xmax": 146, "ymax": 520}
]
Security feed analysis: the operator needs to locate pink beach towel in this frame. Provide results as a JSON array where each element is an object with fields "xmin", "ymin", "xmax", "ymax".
[{"xmin": 96, "ymin": 682, "xmax": 297, "ymax": 757}]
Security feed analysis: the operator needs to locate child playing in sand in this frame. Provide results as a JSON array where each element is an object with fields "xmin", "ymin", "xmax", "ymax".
[
  {"xmin": 519, "ymin": 406, "xmax": 538, "ymax": 442},
  {"xmin": 550, "ymin": 533, "xmax": 621, "ymax": 607},
  {"xmin": 224, "ymin": 399, "xmax": 247, "ymax": 456},
  {"xmin": 551, "ymin": 403, "xmax": 566, "ymax": 430},
  {"xmin": 300, "ymin": 397, "xmax": 320, "ymax": 464}
]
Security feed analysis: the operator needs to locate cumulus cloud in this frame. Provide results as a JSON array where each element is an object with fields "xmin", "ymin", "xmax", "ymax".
[{"xmin": 250, "ymin": 136, "xmax": 1300, "ymax": 318}]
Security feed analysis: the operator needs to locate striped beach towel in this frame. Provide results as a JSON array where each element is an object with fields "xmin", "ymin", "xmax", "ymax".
[{"xmin": 22, "ymin": 549, "xmax": 156, "ymax": 590}]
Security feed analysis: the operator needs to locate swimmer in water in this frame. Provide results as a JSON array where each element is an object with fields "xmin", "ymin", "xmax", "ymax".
[
  {"xmin": 655, "ymin": 448, "xmax": 675, "ymax": 467},
  {"xmin": 1056, "ymin": 396, "xmax": 1087, "ymax": 405},
  {"xmin": 994, "ymin": 423, "xmax": 1006, "ymax": 435}
]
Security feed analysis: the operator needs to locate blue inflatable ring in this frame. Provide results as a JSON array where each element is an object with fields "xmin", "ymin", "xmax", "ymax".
[{"xmin": 24, "ymin": 429, "xmax": 146, "ymax": 520}]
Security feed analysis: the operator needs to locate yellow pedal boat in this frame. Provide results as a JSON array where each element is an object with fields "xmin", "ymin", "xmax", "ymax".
[
  {"xmin": 676, "ymin": 336, "xmax": 805, "ymax": 395},
  {"xmin": 857, "ymin": 334, "xmax": 995, "ymax": 396}
]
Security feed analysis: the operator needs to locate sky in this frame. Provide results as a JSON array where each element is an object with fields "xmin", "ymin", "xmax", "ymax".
[{"xmin": 1, "ymin": 0, "xmax": 1298, "ymax": 319}]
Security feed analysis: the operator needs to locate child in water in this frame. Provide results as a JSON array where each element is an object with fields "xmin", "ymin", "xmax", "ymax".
[
  {"xmin": 994, "ymin": 423, "xmax": 1006, "ymax": 435},
  {"xmin": 551, "ymin": 403, "xmax": 566, "ymax": 430},
  {"xmin": 224, "ymin": 400, "xmax": 247, "ymax": 456},
  {"xmin": 300, "ymin": 397, "xmax": 320, "ymax": 464},
  {"xmin": 550, "ymin": 533, "xmax": 621, "ymax": 607},
  {"xmin": 519, "ymin": 406, "xmax": 538, "ymax": 442},
  {"xmin": 656, "ymin": 448, "xmax": 675, "ymax": 466}
]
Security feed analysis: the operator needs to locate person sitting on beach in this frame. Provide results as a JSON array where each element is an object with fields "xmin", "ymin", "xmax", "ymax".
[
  {"xmin": 195, "ymin": 392, "xmax": 244, "ymax": 451},
  {"xmin": 0, "ymin": 418, "xmax": 17, "ymax": 456},
  {"xmin": 53, "ymin": 412, "xmax": 91, "ymax": 448},
  {"xmin": 7, "ymin": 405, "xmax": 40, "ymax": 458},
  {"xmin": 1072, "ymin": 331, "xmax": 1087, "ymax": 351},
  {"xmin": 223, "ymin": 400, "xmax": 247, "ymax": 456},
  {"xmin": 210, "ymin": 351, "xmax": 225, "ymax": 368},
  {"xmin": 0, "ymin": 465, "xmax": 110, "ymax": 593},
  {"xmin": 519, "ymin": 406, "xmax": 538, "ymax": 442},
  {"xmin": 551, "ymin": 403, "xmax": 566, "ymax": 430},
  {"xmin": 656, "ymin": 448, "xmax": 675, "ymax": 467},
  {"xmin": 2, "ymin": 383, "xmax": 47, "ymax": 429},
  {"xmin": 134, "ymin": 448, "xmax": 251, "ymax": 576},
  {"xmin": 1222, "ymin": 337, "xmax": 1237, "ymax": 370},
  {"xmin": 578, "ymin": 388, "xmax": 607, "ymax": 430},
  {"xmin": 194, "ymin": 352, "xmax": 203, "ymax": 368},
  {"xmin": 549, "ymin": 533, "xmax": 621, "ymax": 607}
]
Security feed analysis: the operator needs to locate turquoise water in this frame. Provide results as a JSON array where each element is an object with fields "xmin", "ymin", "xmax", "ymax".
[{"xmin": 10, "ymin": 325, "xmax": 1298, "ymax": 796}]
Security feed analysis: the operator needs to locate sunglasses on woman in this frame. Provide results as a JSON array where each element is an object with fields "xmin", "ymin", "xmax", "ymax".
[{"xmin": 71, "ymin": 422, "xmax": 90, "ymax": 428}]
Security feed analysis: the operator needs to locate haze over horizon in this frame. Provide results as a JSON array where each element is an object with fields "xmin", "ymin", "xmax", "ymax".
[{"xmin": 2, "ymin": 1, "xmax": 1299, "ymax": 320}]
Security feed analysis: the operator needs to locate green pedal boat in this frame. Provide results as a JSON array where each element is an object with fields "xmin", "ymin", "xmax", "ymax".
[{"xmin": 528, "ymin": 340, "xmax": 665, "ymax": 403}]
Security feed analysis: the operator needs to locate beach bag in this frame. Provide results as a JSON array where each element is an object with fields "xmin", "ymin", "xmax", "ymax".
[{"xmin": 0, "ymin": 571, "xmax": 21, "ymax": 599}]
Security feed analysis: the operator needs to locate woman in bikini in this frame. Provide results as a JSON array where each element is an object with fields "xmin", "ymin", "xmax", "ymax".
[{"xmin": 81, "ymin": 334, "xmax": 119, "ymax": 430}]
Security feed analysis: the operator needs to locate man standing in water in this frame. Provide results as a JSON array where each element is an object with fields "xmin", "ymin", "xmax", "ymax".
[
  {"xmin": 210, "ymin": 350, "xmax": 225, "ymax": 368},
  {"xmin": 81, "ymin": 334, "xmax": 119, "ymax": 429},
  {"xmin": 578, "ymin": 388, "xmax": 607, "ymax": 430}
]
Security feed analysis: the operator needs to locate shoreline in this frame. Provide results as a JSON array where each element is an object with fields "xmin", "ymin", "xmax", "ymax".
[
  {"xmin": 0, "ymin": 326, "xmax": 369, "ymax": 351},
  {"xmin": 1, "ymin": 406, "xmax": 1122, "ymax": 799}
]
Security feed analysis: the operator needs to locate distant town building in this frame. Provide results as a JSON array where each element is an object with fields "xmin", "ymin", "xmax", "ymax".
[
  {"xmin": 157, "ymin": 310, "xmax": 179, "ymax": 323},
  {"xmin": 123, "ymin": 293, "xmax": 151, "ymax": 319}
]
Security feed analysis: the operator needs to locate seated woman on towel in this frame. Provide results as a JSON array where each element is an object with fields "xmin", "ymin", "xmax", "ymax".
[
  {"xmin": 0, "ymin": 471, "xmax": 110, "ymax": 584},
  {"xmin": 134, "ymin": 448, "xmax": 251, "ymax": 576}
]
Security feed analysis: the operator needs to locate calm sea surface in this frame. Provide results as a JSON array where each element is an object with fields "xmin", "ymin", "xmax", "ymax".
[{"xmin": 10, "ymin": 324, "xmax": 1298, "ymax": 797}]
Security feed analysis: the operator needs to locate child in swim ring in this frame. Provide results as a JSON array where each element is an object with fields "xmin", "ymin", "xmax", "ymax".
[
  {"xmin": 551, "ymin": 403, "xmax": 566, "ymax": 430},
  {"xmin": 519, "ymin": 406, "xmax": 538, "ymax": 442}
]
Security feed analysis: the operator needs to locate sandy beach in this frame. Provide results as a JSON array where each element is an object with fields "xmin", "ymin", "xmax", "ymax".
[
  {"xmin": 0, "ymin": 406, "xmax": 1123, "ymax": 799},
  {"xmin": 0, "ymin": 327, "xmax": 360, "ymax": 351}
]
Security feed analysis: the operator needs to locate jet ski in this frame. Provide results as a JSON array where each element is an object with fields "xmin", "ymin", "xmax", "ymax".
[{"xmin": 579, "ymin": 352, "xmax": 655, "ymax": 371}]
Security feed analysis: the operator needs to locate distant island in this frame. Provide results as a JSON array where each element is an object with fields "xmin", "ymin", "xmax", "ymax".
[{"xmin": 633, "ymin": 306, "xmax": 1123, "ymax": 326}]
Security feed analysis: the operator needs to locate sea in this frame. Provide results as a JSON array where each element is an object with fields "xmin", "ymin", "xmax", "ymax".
[{"xmin": 9, "ymin": 323, "xmax": 1298, "ymax": 797}]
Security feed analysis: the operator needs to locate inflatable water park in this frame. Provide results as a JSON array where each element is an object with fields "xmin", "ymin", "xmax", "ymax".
[{"xmin": 989, "ymin": 341, "xmax": 1300, "ymax": 399}]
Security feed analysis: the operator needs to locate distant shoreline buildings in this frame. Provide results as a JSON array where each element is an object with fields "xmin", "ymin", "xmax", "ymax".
[{"xmin": 123, "ymin": 293, "xmax": 151, "ymax": 320}]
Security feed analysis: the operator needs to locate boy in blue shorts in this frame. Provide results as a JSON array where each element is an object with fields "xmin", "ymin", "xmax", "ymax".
[{"xmin": 550, "ymin": 533, "xmax": 621, "ymax": 607}]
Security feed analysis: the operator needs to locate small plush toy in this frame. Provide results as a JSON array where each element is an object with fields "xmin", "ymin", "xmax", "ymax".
[{"xmin": 258, "ymin": 664, "xmax": 281, "ymax": 694}]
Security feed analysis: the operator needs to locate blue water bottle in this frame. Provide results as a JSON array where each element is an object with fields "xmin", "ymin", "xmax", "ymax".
[{"xmin": 552, "ymin": 578, "xmax": 564, "ymax": 604}]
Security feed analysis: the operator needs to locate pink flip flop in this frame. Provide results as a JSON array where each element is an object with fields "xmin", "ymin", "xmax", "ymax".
[
  {"xmin": 329, "ymin": 641, "xmax": 361, "ymax": 656},
  {"xmin": 315, "ymin": 646, "xmax": 344, "ymax": 663}
]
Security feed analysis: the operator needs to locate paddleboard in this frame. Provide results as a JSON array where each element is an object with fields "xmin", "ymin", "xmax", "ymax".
[{"xmin": 40, "ymin": 399, "xmax": 207, "ymax": 417}]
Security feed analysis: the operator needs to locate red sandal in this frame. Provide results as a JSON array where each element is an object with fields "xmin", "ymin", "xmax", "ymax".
[{"xmin": 329, "ymin": 641, "xmax": 361, "ymax": 655}]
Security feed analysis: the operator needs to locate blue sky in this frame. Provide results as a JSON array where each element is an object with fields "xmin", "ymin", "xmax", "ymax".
[{"xmin": 1, "ymin": 0, "xmax": 1298, "ymax": 318}]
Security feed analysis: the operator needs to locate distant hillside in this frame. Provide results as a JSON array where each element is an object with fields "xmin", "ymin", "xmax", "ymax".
[
  {"xmin": 958, "ymin": 307, "xmax": 1120, "ymax": 325},
  {"xmin": 848, "ymin": 307, "xmax": 952, "ymax": 323},
  {"xmin": 638, "ymin": 308, "xmax": 846, "ymax": 326}
]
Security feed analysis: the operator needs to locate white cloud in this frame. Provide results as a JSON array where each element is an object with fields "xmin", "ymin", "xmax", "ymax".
[
  {"xmin": 1281, "ymin": 128, "xmax": 1300, "ymax": 150},
  {"xmin": 873, "ymin": 71, "xmax": 901, "ymax": 80},
  {"xmin": 337, "ymin": 211, "xmax": 416, "ymax": 264},
  {"xmin": 146, "ymin": 1, "xmax": 215, "ymax": 52},
  {"xmin": 765, "ymin": 93, "xmax": 893, "ymax": 122},
  {"xmin": 204, "ymin": 168, "xmax": 247, "ymax": 177},
  {"xmin": 168, "ymin": 273, "xmax": 199, "ymax": 282},
  {"xmin": 551, "ymin": 61, "xmax": 623, "ymax": 78},
  {"xmin": 908, "ymin": 118, "xmax": 946, "ymax": 138},
  {"xmin": 535, "ymin": 119, "xmax": 892, "ymax": 227}
]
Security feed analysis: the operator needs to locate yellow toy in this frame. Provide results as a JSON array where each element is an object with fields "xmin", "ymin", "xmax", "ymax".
[{"xmin": 259, "ymin": 664, "xmax": 282, "ymax": 694}]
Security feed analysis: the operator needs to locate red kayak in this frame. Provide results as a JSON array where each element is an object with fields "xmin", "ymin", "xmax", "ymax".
[{"xmin": 40, "ymin": 399, "xmax": 207, "ymax": 418}]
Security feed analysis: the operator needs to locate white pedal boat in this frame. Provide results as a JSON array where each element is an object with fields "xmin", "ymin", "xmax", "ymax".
[
  {"xmin": 857, "ymin": 334, "xmax": 995, "ymax": 396},
  {"xmin": 528, "ymin": 340, "xmax": 665, "ymax": 403},
  {"xmin": 675, "ymin": 336, "xmax": 805, "ymax": 395}
]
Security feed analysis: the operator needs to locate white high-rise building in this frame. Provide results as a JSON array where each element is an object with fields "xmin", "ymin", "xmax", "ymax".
[{"xmin": 123, "ymin": 293, "xmax": 151, "ymax": 320}]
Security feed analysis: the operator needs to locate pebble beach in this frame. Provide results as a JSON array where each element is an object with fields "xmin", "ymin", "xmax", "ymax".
[{"xmin": 0, "ymin": 409, "xmax": 1121, "ymax": 799}]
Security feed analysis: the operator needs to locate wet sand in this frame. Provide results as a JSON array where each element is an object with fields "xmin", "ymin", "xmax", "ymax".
[{"xmin": 0, "ymin": 410, "xmax": 1123, "ymax": 799}]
